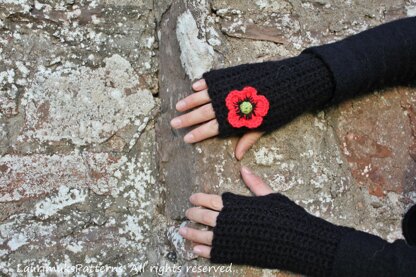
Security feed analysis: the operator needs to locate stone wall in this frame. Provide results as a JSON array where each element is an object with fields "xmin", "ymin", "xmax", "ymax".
[{"xmin": 1, "ymin": 0, "xmax": 416, "ymax": 276}]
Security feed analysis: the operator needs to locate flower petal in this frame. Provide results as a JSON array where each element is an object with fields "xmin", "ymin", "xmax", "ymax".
[
  {"xmin": 253, "ymin": 95, "xmax": 270, "ymax": 117},
  {"xmin": 228, "ymin": 111, "xmax": 245, "ymax": 128},
  {"xmin": 245, "ymin": 115, "xmax": 263, "ymax": 128},
  {"xmin": 225, "ymin": 86, "xmax": 269, "ymax": 129},
  {"xmin": 225, "ymin": 90, "xmax": 243, "ymax": 110},
  {"xmin": 242, "ymin": 86, "xmax": 258, "ymax": 99},
  {"xmin": 236, "ymin": 116, "xmax": 252, "ymax": 128}
]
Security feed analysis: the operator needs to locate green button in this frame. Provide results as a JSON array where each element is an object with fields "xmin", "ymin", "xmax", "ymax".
[{"xmin": 240, "ymin": 101, "xmax": 253, "ymax": 115}]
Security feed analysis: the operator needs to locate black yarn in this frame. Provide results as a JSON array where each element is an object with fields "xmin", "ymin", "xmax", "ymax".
[
  {"xmin": 211, "ymin": 193, "xmax": 416, "ymax": 277},
  {"xmin": 203, "ymin": 54, "xmax": 334, "ymax": 137},
  {"xmin": 211, "ymin": 192, "xmax": 354, "ymax": 276},
  {"xmin": 331, "ymin": 230, "xmax": 416, "ymax": 277},
  {"xmin": 403, "ymin": 205, "xmax": 416, "ymax": 247},
  {"xmin": 303, "ymin": 16, "xmax": 416, "ymax": 106}
]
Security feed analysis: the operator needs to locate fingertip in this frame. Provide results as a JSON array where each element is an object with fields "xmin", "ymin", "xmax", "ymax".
[
  {"xmin": 189, "ymin": 194, "xmax": 195, "ymax": 203},
  {"xmin": 235, "ymin": 138, "xmax": 249, "ymax": 160},
  {"xmin": 193, "ymin": 246, "xmax": 202, "ymax": 254},
  {"xmin": 192, "ymin": 79, "xmax": 207, "ymax": 91},
  {"xmin": 176, "ymin": 100, "xmax": 186, "ymax": 111},
  {"xmin": 234, "ymin": 144, "xmax": 241, "ymax": 160},
  {"xmin": 241, "ymin": 166, "xmax": 252, "ymax": 175},
  {"xmin": 235, "ymin": 132, "xmax": 263, "ymax": 160},
  {"xmin": 189, "ymin": 193, "xmax": 200, "ymax": 204},
  {"xmin": 193, "ymin": 245, "xmax": 211, "ymax": 258},
  {"xmin": 170, "ymin": 118, "xmax": 181, "ymax": 128},
  {"xmin": 235, "ymin": 148, "xmax": 244, "ymax": 160},
  {"xmin": 184, "ymin": 133, "xmax": 195, "ymax": 143},
  {"xmin": 179, "ymin": 227, "xmax": 187, "ymax": 236}
]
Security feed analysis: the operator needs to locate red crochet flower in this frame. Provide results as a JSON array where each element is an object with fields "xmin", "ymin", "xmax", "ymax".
[{"xmin": 225, "ymin": 86, "xmax": 269, "ymax": 128}]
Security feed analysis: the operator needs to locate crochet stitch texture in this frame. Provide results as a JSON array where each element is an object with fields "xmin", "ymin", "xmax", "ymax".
[
  {"xmin": 211, "ymin": 192, "xmax": 354, "ymax": 276},
  {"xmin": 202, "ymin": 53, "xmax": 334, "ymax": 137},
  {"xmin": 303, "ymin": 16, "xmax": 416, "ymax": 106}
]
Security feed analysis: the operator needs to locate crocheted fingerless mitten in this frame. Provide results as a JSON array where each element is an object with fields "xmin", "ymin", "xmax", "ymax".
[
  {"xmin": 211, "ymin": 192, "xmax": 354, "ymax": 277},
  {"xmin": 202, "ymin": 53, "xmax": 334, "ymax": 137}
]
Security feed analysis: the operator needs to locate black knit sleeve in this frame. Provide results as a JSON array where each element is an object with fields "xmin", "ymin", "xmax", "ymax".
[
  {"xmin": 330, "ymin": 230, "xmax": 416, "ymax": 277},
  {"xmin": 202, "ymin": 16, "xmax": 416, "ymax": 137},
  {"xmin": 403, "ymin": 204, "xmax": 416, "ymax": 247},
  {"xmin": 303, "ymin": 16, "xmax": 416, "ymax": 106}
]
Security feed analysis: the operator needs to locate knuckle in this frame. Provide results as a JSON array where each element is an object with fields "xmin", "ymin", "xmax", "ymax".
[
  {"xmin": 202, "ymin": 104, "xmax": 213, "ymax": 116},
  {"xmin": 203, "ymin": 91, "xmax": 210, "ymax": 101},
  {"xmin": 185, "ymin": 95, "xmax": 195, "ymax": 105},
  {"xmin": 253, "ymin": 180, "xmax": 263, "ymax": 187},
  {"xmin": 178, "ymin": 115, "xmax": 188, "ymax": 126},
  {"xmin": 192, "ymin": 128, "xmax": 202, "ymax": 137},
  {"xmin": 210, "ymin": 120, "xmax": 219, "ymax": 129},
  {"xmin": 196, "ymin": 231, "xmax": 205, "ymax": 241},
  {"xmin": 202, "ymin": 89, "xmax": 209, "ymax": 98},
  {"xmin": 210, "ymin": 197, "xmax": 220, "ymax": 210},
  {"xmin": 186, "ymin": 228, "xmax": 195, "ymax": 239},
  {"xmin": 202, "ymin": 212, "xmax": 212, "ymax": 224},
  {"xmin": 191, "ymin": 229, "xmax": 203, "ymax": 241}
]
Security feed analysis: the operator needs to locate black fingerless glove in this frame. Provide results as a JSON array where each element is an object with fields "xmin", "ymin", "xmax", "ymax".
[
  {"xmin": 211, "ymin": 192, "xmax": 416, "ymax": 277},
  {"xmin": 202, "ymin": 17, "xmax": 416, "ymax": 137},
  {"xmin": 210, "ymin": 192, "xmax": 354, "ymax": 276},
  {"xmin": 202, "ymin": 54, "xmax": 334, "ymax": 137}
]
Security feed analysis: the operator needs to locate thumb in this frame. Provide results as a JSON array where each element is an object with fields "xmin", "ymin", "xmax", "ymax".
[
  {"xmin": 235, "ymin": 132, "xmax": 263, "ymax": 160},
  {"xmin": 241, "ymin": 166, "xmax": 273, "ymax": 196}
]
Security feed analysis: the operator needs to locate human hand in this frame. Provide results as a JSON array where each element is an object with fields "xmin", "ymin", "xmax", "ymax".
[
  {"xmin": 170, "ymin": 79, "xmax": 264, "ymax": 160},
  {"xmin": 179, "ymin": 166, "xmax": 273, "ymax": 258}
]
